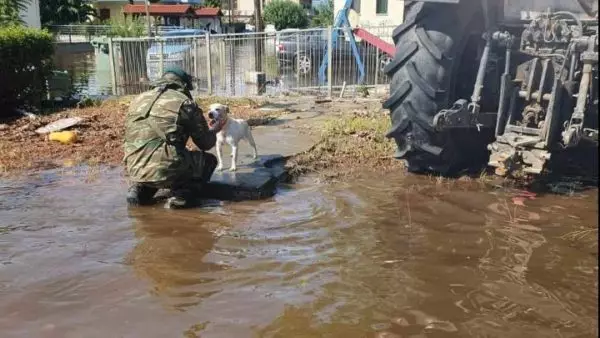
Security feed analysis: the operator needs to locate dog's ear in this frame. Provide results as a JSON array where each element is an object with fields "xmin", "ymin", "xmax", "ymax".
[{"xmin": 225, "ymin": 105, "xmax": 230, "ymax": 115}]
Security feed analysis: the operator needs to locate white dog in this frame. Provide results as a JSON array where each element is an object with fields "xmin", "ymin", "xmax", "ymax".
[{"xmin": 206, "ymin": 103, "xmax": 258, "ymax": 172}]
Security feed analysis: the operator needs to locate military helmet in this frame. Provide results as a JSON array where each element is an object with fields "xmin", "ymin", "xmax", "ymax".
[{"xmin": 162, "ymin": 66, "xmax": 194, "ymax": 90}]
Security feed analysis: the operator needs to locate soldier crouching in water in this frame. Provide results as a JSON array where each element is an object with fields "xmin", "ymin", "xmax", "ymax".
[{"xmin": 123, "ymin": 67, "xmax": 218, "ymax": 209}]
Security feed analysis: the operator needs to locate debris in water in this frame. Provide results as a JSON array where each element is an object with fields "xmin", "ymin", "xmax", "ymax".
[
  {"xmin": 35, "ymin": 117, "xmax": 83, "ymax": 134},
  {"xmin": 424, "ymin": 320, "xmax": 458, "ymax": 333},
  {"xmin": 512, "ymin": 197, "xmax": 526, "ymax": 206},
  {"xmin": 392, "ymin": 317, "xmax": 410, "ymax": 327},
  {"xmin": 511, "ymin": 189, "xmax": 537, "ymax": 206},
  {"xmin": 383, "ymin": 260, "xmax": 401, "ymax": 264},
  {"xmin": 374, "ymin": 332, "xmax": 401, "ymax": 338}
]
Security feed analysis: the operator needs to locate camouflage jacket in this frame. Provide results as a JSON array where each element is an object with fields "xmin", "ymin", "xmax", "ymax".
[{"xmin": 123, "ymin": 81, "xmax": 215, "ymax": 183}]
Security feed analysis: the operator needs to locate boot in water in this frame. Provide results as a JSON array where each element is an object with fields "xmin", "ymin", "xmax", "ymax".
[
  {"xmin": 164, "ymin": 196, "xmax": 187, "ymax": 209},
  {"xmin": 127, "ymin": 183, "xmax": 157, "ymax": 206}
]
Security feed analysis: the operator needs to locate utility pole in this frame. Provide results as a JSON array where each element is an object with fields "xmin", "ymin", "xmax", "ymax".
[
  {"xmin": 144, "ymin": 0, "xmax": 151, "ymax": 37},
  {"xmin": 228, "ymin": 0, "xmax": 233, "ymax": 33},
  {"xmin": 253, "ymin": 0, "xmax": 263, "ymax": 71}
]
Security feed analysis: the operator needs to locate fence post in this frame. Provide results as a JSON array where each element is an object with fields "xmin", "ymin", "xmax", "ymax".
[
  {"xmin": 375, "ymin": 47, "xmax": 379, "ymax": 87},
  {"xmin": 206, "ymin": 32, "xmax": 213, "ymax": 95},
  {"xmin": 159, "ymin": 39, "xmax": 165, "ymax": 77},
  {"xmin": 108, "ymin": 38, "xmax": 117, "ymax": 96},
  {"xmin": 193, "ymin": 38, "xmax": 198, "ymax": 87},
  {"xmin": 296, "ymin": 32, "xmax": 300, "ymax": 80},
  {"xmin": 327, "ymin": 26, "xmax": 333, "ymax": 99},
  {"xmin": 229, "ymin": 38, "xmax": 235, "ymax": 96}
]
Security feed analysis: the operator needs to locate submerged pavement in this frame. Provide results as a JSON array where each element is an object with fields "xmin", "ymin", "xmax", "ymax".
[{"xmin": 164, "ymin": 109, "xmax": 326, "ymax": 202}]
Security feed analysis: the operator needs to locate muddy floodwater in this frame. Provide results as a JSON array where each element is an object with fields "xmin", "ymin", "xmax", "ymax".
[{"xmin": 0, "ymin": 167, "xmax": 597, "ymax": 337}]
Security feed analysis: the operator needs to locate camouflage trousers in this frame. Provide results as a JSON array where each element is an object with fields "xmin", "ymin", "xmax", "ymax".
[{"xmin": 129, "ymin": 151, "xmax": 218, "ymax": 203}]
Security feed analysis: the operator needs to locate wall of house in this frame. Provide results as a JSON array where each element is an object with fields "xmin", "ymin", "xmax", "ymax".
[
  {"xmin": 93, "ymin": 1, "xmax": 148, "ymax": 22},
  {"xmin": 226, "ymin": 0, "xmax": 311, "ymax": 23},
  {"xmin": 94, "ymin": 2, "xmax": 126, "ymax": 21},
  {"xmin": 333, "ymin": 0, "xmax": 403, "ymax": 43},
  {"xmin": 333, "ymin": 0, "xmax": 404, "ymax": 27},
  {"xmin": 20, "ymin": 0, "xmax": 41, "ymax": 28}
]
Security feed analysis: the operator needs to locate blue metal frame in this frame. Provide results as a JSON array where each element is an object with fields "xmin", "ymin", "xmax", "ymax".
[{"xmin": 317, "ymin": 0, "xmax": 365, "ymax": 85}]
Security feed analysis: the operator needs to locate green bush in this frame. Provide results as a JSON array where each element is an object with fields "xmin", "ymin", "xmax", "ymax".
[
  {"xmin": 0, "ymin": 25, "xmax": 54, "ymax": 115},
  {"xmin": 311, "ymin": 0, "xmax": 334, "ymax": 27},
  {"xmin": 263, "ymin": 0, "xmax": 309, "ymax": 31},
  {"xmin": 105, "ymin": 17, "xmax": 146, "ymax": 37},
  {"xmin": 0, "ymin": 0, "xmax": 29, "ymax": 26}
]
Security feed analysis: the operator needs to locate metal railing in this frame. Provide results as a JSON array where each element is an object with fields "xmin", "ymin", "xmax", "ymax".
[
  {"xmin": 107, "ymin": 25, "xmax": 396, "ymax": 98},
  {"xmin": 49, "ymin": 25, "xmax": 112, "ymax": 43}
]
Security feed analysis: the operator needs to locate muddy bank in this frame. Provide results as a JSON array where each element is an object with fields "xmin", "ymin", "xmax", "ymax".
[
  {"xmin": 0, "ymin": 95, "xmax": 394, "ymax": 180},
  {"xmin": 284, "ymin": 108, "xmax": 403, "ymax": 181}
]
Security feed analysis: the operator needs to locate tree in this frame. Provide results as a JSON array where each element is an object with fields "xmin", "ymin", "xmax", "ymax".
[
  {"xmin": 263, "ymin": 0, "xmax": 308, "ymax": 31},
  {"xmin": 0, "ymin": 0, "xmax": 29, "ymax": 25},
  {"xmin": 204, "ymin": 0, "xmax": 221, "ymax": 7},
  {"xmin": 310, "ymin": 0, "xmax": 333, "ymax": 27},
  {"xmin": 40, "ymin": 0, "xmax": 97, "ymax": 26}
]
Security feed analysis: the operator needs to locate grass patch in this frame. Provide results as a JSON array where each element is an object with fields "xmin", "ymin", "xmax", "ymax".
[
  {"xmin": 285, "ymin": 111, "xmax": 402, "ymax": 180},
  {"xmin": 264, "ymin": 55, "xmax": 280, "ymax": 78}
]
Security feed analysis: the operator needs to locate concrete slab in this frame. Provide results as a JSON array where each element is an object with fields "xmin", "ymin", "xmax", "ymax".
[
  {"xmin": 205, "ymin": 115, "xmax": 321, "ymax": 170},
  {"xmin": 203, "ymin": 166, "xmax": 280, "ymax": 201},
  {"xmin": 197, "ymin": 113, "xmax": 321, "ymax": 201}
]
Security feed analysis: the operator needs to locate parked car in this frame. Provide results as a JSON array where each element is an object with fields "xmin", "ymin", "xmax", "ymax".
[
  {"xmin": 146, "ymin": 28, "xmax": 208, "ymax": 82},
  {"xmin": 275, "ymin": 29, "xmax": 392, "ymax": 76}
]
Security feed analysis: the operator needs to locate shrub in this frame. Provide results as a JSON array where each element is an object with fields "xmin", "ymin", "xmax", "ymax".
[
  {"xmin": 0, "ymin": 25, "xmax": 54, "ymax": 115},
  {"xmin": 105, "ymin": 17, "xmax": 146, "ymax": 37},
  {"xmin": 311, "ymin": 0, "xmax": 334, "ymax": 27},
  {"xmin": 263, "ymin": 0, "xmax": 309, "ymax": 31},
  {"xmin": 0, "ymin": 0, "xmax": 29, "ymax": 26},
  {"xmin": 203, "ymin": 0, "xmax": 221, "ymax": 7}
]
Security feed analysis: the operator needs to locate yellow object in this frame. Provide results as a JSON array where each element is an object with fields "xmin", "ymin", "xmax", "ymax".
[{"xmin": 48, "ymin": 131, "xmax": 78, "ymax": 144}]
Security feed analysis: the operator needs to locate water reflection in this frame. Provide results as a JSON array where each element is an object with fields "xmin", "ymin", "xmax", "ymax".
[
  {"xmin": 53, "ymin": 46, "xmax": 113, "ymax": 97},
  {"xmin": 125, "ymin": 208, "xmax": 223, "ymax": 311}
]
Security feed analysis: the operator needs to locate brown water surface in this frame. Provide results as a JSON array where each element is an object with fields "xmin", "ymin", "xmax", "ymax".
[{"xmin": 0, "ymin": 167, "xmax": 597, "ymax": 337}]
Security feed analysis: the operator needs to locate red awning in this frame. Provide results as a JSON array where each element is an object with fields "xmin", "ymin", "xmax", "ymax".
[
  {"xmin": 195, "ymin": 7, "xmax": 223, "ymax": 17},
  {"xmin": 123, "ymin": 4, "xmax": 194, "ymax": 16}
]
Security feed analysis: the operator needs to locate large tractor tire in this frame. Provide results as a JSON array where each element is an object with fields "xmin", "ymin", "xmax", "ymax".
[{"xmin": 383, "ymin": 0, "xmax": 491, "ymax": 175}]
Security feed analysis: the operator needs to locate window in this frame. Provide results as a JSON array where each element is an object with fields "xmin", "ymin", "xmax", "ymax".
[
  {"xmin": 221, "ymin": 0, "xmax": 238, "ymax": 10},
  {"xmin": 352, "ymin": 0, "xmax": 360, "ymax": 13},
  {"xmin": 99, "ymin": 8, "xmax": 110, "ymax": 21},
  {"xmin": 300, "ymin": 0, "xmax": 311, "ymax": 10},
  {"xmin": 376, "ymin": 0, "xmax": 387, "ymax": 14}
]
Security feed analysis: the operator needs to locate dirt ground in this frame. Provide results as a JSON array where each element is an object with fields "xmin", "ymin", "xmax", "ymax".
[
  {"xmin": 0, "ymin": 96, "xmax": 400, "ymax": 178},
  {"xmin": 0, "ymin": 96, "xmax": 283, "ymax": 176}
]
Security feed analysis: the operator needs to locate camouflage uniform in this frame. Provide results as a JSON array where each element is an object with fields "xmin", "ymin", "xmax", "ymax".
[{"xmin": 123, "ymin": 73, "xmax": 216, "ymax": 207}]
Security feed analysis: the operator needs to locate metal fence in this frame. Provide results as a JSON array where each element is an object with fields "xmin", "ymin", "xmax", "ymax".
[
  {"xmin": 49, "ymin": 25, "xmax": 112, "ymax": 43},
  {"xmin": 107, "ymin": 26, "xmax": 396, "ymax": 98}
]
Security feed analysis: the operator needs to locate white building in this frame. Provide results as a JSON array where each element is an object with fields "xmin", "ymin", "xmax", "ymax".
[
  {"xmin": 19, "ymin": 0, "xmax": 41, "ymax": 28},
  {"xmin": 333, "ymin": 0, "xmax": 404, "ymax": 28},
  {"xmin": 332, "ymin": 0, "xmax": 405, "ymax": 44}
]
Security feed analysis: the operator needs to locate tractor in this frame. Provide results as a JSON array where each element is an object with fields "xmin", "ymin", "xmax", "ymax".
[{"xmin": 383, "ymin": 0, "xmax": 598, "ymax": 179}]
